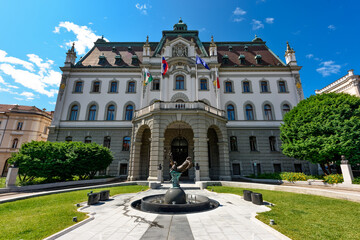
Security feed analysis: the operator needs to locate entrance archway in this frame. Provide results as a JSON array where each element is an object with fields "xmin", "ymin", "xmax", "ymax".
[
  {"xmin": 139, "ymin": 128, "xmax": 151, "ymax": 180},
  {"xmin": 171, "ymin": 137, "xmax": 189, "ymax": 176}
]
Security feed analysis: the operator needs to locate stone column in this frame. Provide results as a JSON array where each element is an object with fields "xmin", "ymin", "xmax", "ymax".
[
  {"xmin": 5, "ymin": 167, "xmax": 18, "ymax": 188},
  {"xmin": 128, "ymin": 141, "xmax": 142, "ymax": 181},
  {"xmin": 148, "ymin": 121, "xmax": 164, "ymax": 181},
  {"xmin": 218, "ymin": 141, "xmax": 231, "ymax": 180},
  {"xmin": 340, "ymin": 155, "xmax": 354, "ymax": 185},
  {"xmin": 193, "ymin": 120, "xmax": 210, "ymax": 181}
]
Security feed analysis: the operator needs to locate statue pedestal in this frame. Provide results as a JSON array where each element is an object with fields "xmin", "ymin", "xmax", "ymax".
[
  {"xmin": 341, "ymin": 163, "xmax": 354, "ymax": 185},
  {"xmin": 164, "ymin": 187, "xmax": 186, "ymax": 204},
  {"xmin": 195, "ymin": 169, "xmax": 200, "ymax": 182},
  {"xmin": 5, "ymin": 167, "xmax": 18, "ymax": 188},
  {"xmin": 157, "ymin": 169, "xmax": 163, "ymax": 183}
]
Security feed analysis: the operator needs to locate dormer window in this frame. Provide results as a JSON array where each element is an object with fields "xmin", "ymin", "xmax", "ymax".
[
  {"xmin": 131, "ymin": 55, "xmax": 138, "ymax": 65},
  {"xmin": 239, "ymin": 54, "xmax": 246, "ymax": 65},
  {"xmin": 228, "ymin": 46, "xmax": 233, "ymax": 52},
  {"xmin": 128, "ymin": 46, "xmax": 132, "ymax": 51},
  {"xmin": 112, "ymin": 46, "xmax": 116, "ymax": 52},
  {"xmin": 244, "ymin": 45, "xmax": 248, "ymax": 51},
  {"xmin": 255, "ymin": 55, "xmax": 262, "ymax": 64},
  {"xmin": 222, "ymin": 55, "xmax": 229, "ymax": 64},
  {"xmin": 115, "ymin": 55, "xmax": 122, "ymax": 65},
  {"xmin": 98, "ymin": 54, "xmax": 106, "ymax": 64}
]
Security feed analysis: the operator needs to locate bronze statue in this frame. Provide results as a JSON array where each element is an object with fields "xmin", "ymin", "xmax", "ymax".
[{"xmin": 168, "ymin": 152, "xmax": 193, "ymax": 187}]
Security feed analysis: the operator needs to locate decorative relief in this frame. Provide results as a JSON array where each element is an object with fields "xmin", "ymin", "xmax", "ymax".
[{"xmin": 172, "ymin": 43, "xmax": 188, "ymax": 57}]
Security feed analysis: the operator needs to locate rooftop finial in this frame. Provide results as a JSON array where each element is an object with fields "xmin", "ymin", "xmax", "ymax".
[
  {"xmin": 70, "ymin": 42, "xmax": 75, "ymax": 52},
  {"xmin": 211, "ymin": 36, "xmax": 214, "ymax": 43},
  {"xmin": 255, "ymin": 34, "xmax": 257, "ymax": 38},
  {"xmin": 102, "ymin": 35, "xmax": 104, "ymax": 40},
  {"xmin": 286, "ymin": 41, "xmax": 291, "ymax": 51},
  {"xmin": 179, "ymin": 17, "xmax": 182, "ymax": 23},
  {"xmin": 146, "ymin": 35, "xmax": 149, "ymax": 44}
]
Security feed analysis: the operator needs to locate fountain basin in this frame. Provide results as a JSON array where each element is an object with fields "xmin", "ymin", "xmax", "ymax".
[{"xmin": 131, "ymin": 194, "xmax": 219, "ymax": 214}]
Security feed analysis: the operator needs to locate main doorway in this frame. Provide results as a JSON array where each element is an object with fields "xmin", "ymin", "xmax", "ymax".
[{"xmin": 171, "ymin": 136, "xmax": 189, "ymax": 177}]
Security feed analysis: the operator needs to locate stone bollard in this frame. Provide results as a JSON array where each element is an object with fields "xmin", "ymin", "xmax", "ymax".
[
  {"xmin": 99, "ymin": 190, "xmax": 110, "ymax": 201},
  {"xmin": 340, "ymin": 155, "xmax": 354, "ymax": 185},
  {"xmin": 87, "ymin": 192, "xmax": 100, "ymax": 205},
  {"xmin": 157, "ymin": 164, "xmax": 163, "ymax": 183},
  {"xmin": 5, "ymin": 167, "xmax": 19, "ymax": 188},
  {"xmin": 251, "ymin": 193, "xmax": 263, "ymax": 205},
  {"xmin": 195, "ymin": 163, "xmax": 200, "ymax": 182},
  {"xmin": 243, "ymin": 190, "xmax": 253, "ymax": 201}
]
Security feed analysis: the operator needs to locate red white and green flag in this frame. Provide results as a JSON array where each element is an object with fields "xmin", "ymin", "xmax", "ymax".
[{"xmin": 144, "ymin": 68, "xmax": 153, "ymax": 85}]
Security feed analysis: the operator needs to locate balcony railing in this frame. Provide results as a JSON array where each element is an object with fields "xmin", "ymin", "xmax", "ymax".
[{"xmin": 134, "ymin": 101, "xmax": 225, "ymax": 118}]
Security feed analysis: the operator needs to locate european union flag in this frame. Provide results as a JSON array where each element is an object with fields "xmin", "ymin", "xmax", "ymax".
[{"xmin": 196, "ymin": 55, "xmax": 210, "ymax": 70}]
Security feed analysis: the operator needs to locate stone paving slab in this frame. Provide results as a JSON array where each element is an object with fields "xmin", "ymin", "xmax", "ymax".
[{"xmin": 54, "ymin": 186, "xmax": 289, "ymax": 240}]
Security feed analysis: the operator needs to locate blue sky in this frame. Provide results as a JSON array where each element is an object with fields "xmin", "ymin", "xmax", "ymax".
[{"xmin": 0, "ymin": 0, "xmax": 359, "ymax": 111}]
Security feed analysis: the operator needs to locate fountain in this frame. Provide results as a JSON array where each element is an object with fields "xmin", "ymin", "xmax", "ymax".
[{"xmin": 131, "ymin": 152, "xmax": 219, "ymax": 213}]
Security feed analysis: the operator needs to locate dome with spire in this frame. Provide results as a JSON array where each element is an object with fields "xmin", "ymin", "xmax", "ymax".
[{"xmin": 173, "ymin": 18, "xmax": 188, "ymax": 31}]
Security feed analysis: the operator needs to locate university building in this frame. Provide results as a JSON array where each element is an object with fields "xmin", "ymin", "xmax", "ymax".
[
  {"xmin": 0, "ymin": 105, "xmax": 53, "ymax": 176},
  {"xmin": 316, "ymin": 69, "xmax": 360, "ymax": 96},
  {"xmin": 49, "ymin": 19, "xmax": 313, "ymax": 181}
]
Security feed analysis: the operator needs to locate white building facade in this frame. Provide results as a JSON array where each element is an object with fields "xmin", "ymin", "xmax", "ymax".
[
  {"xmin": 49, "ymin": 20, "xmax": 312, "ymax": 180},
  {"xmin": 316, "ymin": 69, "xmax": 360, "ymax": 96}
]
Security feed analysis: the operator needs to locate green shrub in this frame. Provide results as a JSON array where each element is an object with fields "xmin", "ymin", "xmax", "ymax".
[
  {"xmin": 353, "ymin": 177, "xmax": 360, "ymax": 184},
  {"xmin": 323, "ymin": 174, "xmax": 343, "ymax": 184},
  {"xmin": 247, "ymin": 173, "xmax": 282, "ymax": 180},
  {"xmin": 280, "ymin": 172, "xmax": 307, "ymax": 181}
]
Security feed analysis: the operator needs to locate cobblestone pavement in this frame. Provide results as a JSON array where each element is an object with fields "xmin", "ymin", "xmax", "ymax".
[{"xmin": 54, "ymin": 184, "xmax": 289, "ymax": 240}]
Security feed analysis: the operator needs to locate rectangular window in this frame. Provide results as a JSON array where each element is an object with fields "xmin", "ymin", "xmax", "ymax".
[
  {"xmin": 243, "ymin": 82, "xmax": 250, "ymax": 92},
  {"xmin": 225, "ymin": 82, "xmax": 233, "ymax": 93},
  {"xmin": 261, "ymin": 81, "xmax": 268, "ymax": 92},
  {"xmin": 152, "ymin": 79, "xmax": 160, "ymax": 90},
  {"xmin": 250, "ymin": 136, "xmax": 257, "ymax": 151},
  {"xmin": 230, "ymin": 136, "xmax": 238, "ymax": 151},
  {"xmin": 110, "ymin": 82, "xmax": 118, "ymax": 92},
  {"xmin": 269, "ymin": 136, "xmax": 277, "ymax": 151},
  {"xmin": 294, "ymin": 164, "xmax": 302, "ymax": 173},
  {"xmin": 253, "ymin": 163, "xmax": 261, "ymax": 175},
  {"xmin": 200, "ymin": 79, "xmax": 207, "ymax": 90},
  {"xmin": 176, "ymin": 77, "xmax": 184, "ymax": 90},
  {"xmin": 279, "ymin": 81, "xmax": 287, "ymax": 93},
  {"xmin": 17, "ymin": 122, "xmax": 23, "ymax": 130},
  {"xmin": 103, "ymin": 137, "xmax": 111, "ymax": 148},
  {"xmin": 122, "ymin": 137, "xmax": 131, "ymax": 151},
  {"xmin": 128, "ymin": 82, "xmax": 135, "ymax": 92},
  {"xmin": 273, "ymin": 163, "xmax": 282, "ymax": 173},
  {"xmin": 232, "ymin": 163, "xmax": 241, "ymax": 175},
  {"xmin": 120, "ymin": 164, "xmax": 128, "ymax": 175},
  {"xmin": 75, "ymin": 82, "xmax": 83, "ymax": 93},
  {"xmin": 93, "ymin": 82, "xmax": 100, "ymax": 92}
]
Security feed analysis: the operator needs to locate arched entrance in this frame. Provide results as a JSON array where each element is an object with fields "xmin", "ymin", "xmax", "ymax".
[
  {"xmin": 171, "ymin": 137, "xmax": 189, "ymax": 177},
  {"xmin": 139, "ymin": 128, "xmax": 151, "ymax": 180},
  {"xmin": 208, "ymin": 127, "xmax": 220, "ymax": 180}
]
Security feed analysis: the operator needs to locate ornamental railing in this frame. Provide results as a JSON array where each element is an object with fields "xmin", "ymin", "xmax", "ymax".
[{"xmin": 134, "ymin": 101, "xmax": 225, "ymax": 118}]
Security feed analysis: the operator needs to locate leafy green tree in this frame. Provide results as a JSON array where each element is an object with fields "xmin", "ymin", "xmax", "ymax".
[
  {"xmin": 280, "ymin": 93, "xmax": 360, "ymax": 174},
  {"xmin": 9, "ymin": 141, "xmax": 113, "ymax": 182}
]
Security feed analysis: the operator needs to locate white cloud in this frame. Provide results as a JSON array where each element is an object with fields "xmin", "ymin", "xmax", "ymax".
[
  {"xmin": 0, "ymin": 50, "xmax": 34, "ymax": 71},
  {"xmin": 233, "ymin": 7, "xmax": 246, "ymax": 15},
  {"xmin": 53, "ymin": 21, "xmax": 108, "ymax": 55},
  {"xmin": 328, "ymin": 25, "xmax": 336, "ymax": 30},
  {"xmin": 0, "ymin": 75, "xmax": 4, "ymax": 84},
  {"xmin": 135, "ymin": 3, "xmax": 149, "ymax": 15},
  {"xmin": 316, "ymin": 61, "xmax": 341, "ymax": 77},
  {"xmin": 306, "ymin": 54, "xmax": 314, "ymax": 59},
  {"xmin": 233, "ymin": 18, "xmax": 245, "ymax": 22},
  {"xmin": 265, "ymin": 18, "xmax": 274, "ymax": 24},
  {"xmin": 251, "ymin": 19, "xmax": 264, "ymax": 30},
  {"xmin": 20, "ymin": 91, "xmax": 35, "ymax": 100},
  {"xmin": 49, "ymin": 101, "xmax": 56, "ymax": 105},
  {"xmin": 88, "ymin": 22, "xmax": 93, "ymax": 25}
]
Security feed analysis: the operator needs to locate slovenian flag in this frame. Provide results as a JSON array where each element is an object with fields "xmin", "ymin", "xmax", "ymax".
[
  {"xmin": 161, "ymin": 57, "xmax": 168, "ymax": 76},
  {"xmin": 144, "ymin": 68, "xmax": 153, "ymax": 85},
  {"xmin": 196, "ymin": 55, "xmax": 210, "ymax": 70}
]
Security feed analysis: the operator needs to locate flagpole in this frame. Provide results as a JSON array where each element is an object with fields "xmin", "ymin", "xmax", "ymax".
[
  {"xmin": 195, "ymin": 61, "xmax": 198, "ymax": 101},
  {"xmin": 160, "ymin": 56, "xmax": 162, "ymax": 101},
  {"xmin": 141, "ymin": 68, "xmax": 144, "ymax": 108}
]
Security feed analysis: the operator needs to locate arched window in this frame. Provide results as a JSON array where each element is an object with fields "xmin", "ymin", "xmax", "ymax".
[
  {"xmin": 122, "ymin": 136, "xmax": 131, "ymax": 151},
  {"xmin": 125, "ymin": 105, "xmax": 133, "ymax": 121},
  {"xmin": 103, "ymin": 136, "xmax": 111, "ymax": 148},
  {"xmin": 127, "ymin": 81, "xmax": 135, "ymax": 93},
  {"xmin": 74, "ymin": 81, "xmax": 83, "ymax": 93},
  {"xmin": 264, "ymin": 104, "xmax": 273, "ymax": 120},
  {"xmin": 12, "ymin": 138, "xmax": 18, "ymax": 149},
  {"xmin": 69, "ymin": 105, "xmax": 78, "ymax": 121},
  {"xmin": 84, "ymin": 136, "xmax": 92, "ymax": 143},
  {"xmin": 110, "ymin": 81, "xmax": 118, "ymax": 93},
  {"xmin": 282, "ymin": 104, "xmax": 291, "ymax": 114},
  {"xmin": 200, "ymin": 79, "xmax": 208, "ymax": 90},
  {"xmin": 65, "ymin": 136, "xmax": 72, "ymax": 142},
  {"xmin": 227, "ymin": 104, "xmax": 235, "ymax": 121},
  {"xmin": 175, "ymin": 76, "xmax": 184, "ymax": 90},
  {"xmin": 230, "ymin": 136, "xmax": 238, "ymax": 151},
  {"xmin": 106, "ymin": 105, "xmax": 115, "ymax": 120},
  {"xmin": 245, "ymin": 104, "xmax": 254, "ymax": 120},
  {"xmin": 225, "ymin": 81, "xmax": 233, "ymax": 93},
  {"xmin": 88, "ymin": 105, "xmax": 97, "ymax": 121}
]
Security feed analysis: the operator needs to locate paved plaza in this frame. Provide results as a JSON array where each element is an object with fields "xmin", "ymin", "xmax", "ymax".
[{"xmin": 52, "ymin": 184, "xmax": 289, "ymax": 240}]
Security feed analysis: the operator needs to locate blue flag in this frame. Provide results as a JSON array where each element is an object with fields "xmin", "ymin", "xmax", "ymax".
[{"xmin": 196, "ymin": 55, "xmax": 210, "ymax": 70}]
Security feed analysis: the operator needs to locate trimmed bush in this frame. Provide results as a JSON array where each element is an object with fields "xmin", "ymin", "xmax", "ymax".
[
  {"xmin": 279, "ymin": 172, "xmax": 307, "ymax": 182},
  {"xmin": 323, "ymin": 174, "xmax": 343, "ymax": 184},
  {"xmin": 353, "ymin": 177, "xmax": 360, "ymax": 184},
  {"xmin": 9, "ymin": 141, "xmax": 113, "ymax": 183}
]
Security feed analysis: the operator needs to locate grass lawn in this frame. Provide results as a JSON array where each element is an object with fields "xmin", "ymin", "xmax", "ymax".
[
  {"xmin": 208, "ymin": 186, "xmax": 360, "ymax": 240},
  {"xmin": 0, "ymin": 185, "xmax": 147, "ymax": 240}
]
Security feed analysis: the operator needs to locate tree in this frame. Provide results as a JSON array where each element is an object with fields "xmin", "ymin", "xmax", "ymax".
[
  {"xmin": 280, "ymin": 93, "xmax": 360, "ymax": 175},
  {"xmin": 9, "ymin": 141, "xmax": 113, "ymax": 182}
]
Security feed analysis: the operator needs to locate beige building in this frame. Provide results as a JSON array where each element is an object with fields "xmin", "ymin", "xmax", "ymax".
[
  {"xmin": 0, "ymin": 105, "xmax": 53, "ymax": 176},
  {"xmin": 315, "ymin": 70, "xmax": 360, "ymax": 95}
]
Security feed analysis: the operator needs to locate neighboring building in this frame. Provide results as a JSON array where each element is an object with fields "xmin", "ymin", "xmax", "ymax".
[
  {"xmin": 0, "ymin": 105, "xmax": 53, "ymax": 176},
  {"xmin": 315, "ymin": 70, "xmax": 360, "ymax": 96},
  {"xmin": 49, "ymin": 19, "xmax": 312, "ymax": 181}
]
